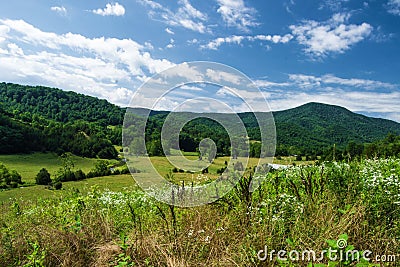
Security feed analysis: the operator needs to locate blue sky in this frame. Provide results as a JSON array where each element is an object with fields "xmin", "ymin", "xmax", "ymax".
[{"xmin": 0, "ymin": 0, "xmax": 399, "ymax": 121}]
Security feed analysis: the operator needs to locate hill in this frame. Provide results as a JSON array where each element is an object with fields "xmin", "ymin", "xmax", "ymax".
[
  {"xmin": 1, "ymin": 82, "xmax": 400, "ymax": 156},
  {"xmin": 0, "ymin": 82, "xmax": 124, "ymax": 126},
  {"xmin": 273, "ymin": 102, "xmax": 400, "ymax": 154}
]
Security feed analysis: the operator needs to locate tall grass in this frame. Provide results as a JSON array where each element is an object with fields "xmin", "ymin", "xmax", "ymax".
[{"xmin": 0, "ymin": 159, "xmax": 398, "ymax": 266}]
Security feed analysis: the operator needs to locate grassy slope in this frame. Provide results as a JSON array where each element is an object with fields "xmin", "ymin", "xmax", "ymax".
[
  {"xmin": 0, "ymin": 174, "xmax": 135, "ymax": 203},
  {"xmin": 0, "ymin": 153, "xmax": 102, "ymax": 184},
  {"xmin": 0, "ymin": 150, "xmax": 314, "ymax": 203}
]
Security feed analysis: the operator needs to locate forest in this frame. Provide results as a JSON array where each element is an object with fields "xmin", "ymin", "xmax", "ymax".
[{"xmin": 1, "ymin": 82, "xmax": 400, "ymax": 160}]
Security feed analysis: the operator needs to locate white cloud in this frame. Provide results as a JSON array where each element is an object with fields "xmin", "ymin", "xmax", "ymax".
[
  {"xmin": 319, "ymin": 0, "xmax": 349, "ymax": 11},
  {"xmin": 216, "ymin": 0, "xmax": 259, "ymax": 32},
  {"xmin": 165, "ymin": 28, "xmax": 175, "ymax": 34},
  {"xmin": 288, "ymin": 73, "xmax": 396, "ymax": 89},
  {"xmin": 92, "ymin": 2, "xmax": 125, "ymax": 16},
  {"xmin": 202, "ymin": 34, "xmax": 293, "ymax": 50},
  {"xmin": 206, "ymin": 69, "xmax": 242, "ymax": 85},
  {"xmin": 139, "ymin": 0, "xmax": 209, "ymax": 33},
  {"xmin": 51, "ymin": 6, "xmax": 67, "ymax": 16},
  {"xmin": 0, "ymin": 19, "xmax": 175, "ymax": 106},
  {"xmin": 187, "ymin": 38, "xmax": 198, "ymax": 44},
  {"xmin": 387, "ymin": 0, "xmax": 400, "ymax": 15},
  {"xmin": 161, "ymin": 62, "xmax": 204, "ymax": 81},
  {"xmin": 0, "ymin": 25, "xmax": 10, "ymax": 44},
  {"xmin": 290, "ymin": 13, "xmax": 373, "ymax": 57},
  {"xmin": 321, "ymin": 74, "xmax": 396, "ymax": 89},
  {"xmin": 180, "ymin": 84, "xmax": 204, "ymax": 91},
  {"xmin": 7, "ymin": 43, "xmax": 24, "ymax": 55},
  {"xmin": 166, "ymin": 38, "xmax": 175, "ymax": 49},
  {"xmin": 254, "ymin": 79, "xmax": 291, "ymax": 88}
]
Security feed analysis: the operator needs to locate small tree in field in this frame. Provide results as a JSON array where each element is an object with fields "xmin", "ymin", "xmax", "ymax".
[{"xmin": 36, "ymin": 168, "xmax": 52, "ymax": 185}]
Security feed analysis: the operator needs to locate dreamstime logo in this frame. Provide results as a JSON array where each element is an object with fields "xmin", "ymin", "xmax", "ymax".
[
  {"xmin": 257, "ymin": 239, "xmax": 397, "ymax": 264},
  {"xmin": 122, "ymin": 61, "xmax": 276, "ymax": 207}
]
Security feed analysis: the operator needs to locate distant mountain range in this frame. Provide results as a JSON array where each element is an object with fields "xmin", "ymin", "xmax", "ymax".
[{"xmin": 1, "ymin": 82, "xmax": 400, "ymax": 155}]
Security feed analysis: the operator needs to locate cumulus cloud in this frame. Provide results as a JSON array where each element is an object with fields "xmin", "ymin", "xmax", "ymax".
[
  {"xmin": 387, "ymin": 0, "xmax": 400, "ymax": 15},
  {"xmin": 92, "ymin": 2, "xmax": 125, "ymax": 16},
  {"xmin": 0, "ymin": 19, "xmax": 175, "ymax": 106},
  {"xmin": 216, "ymin": 0, "xmax": 259, "ymax": 32},
  {"xmin": 139, "ymin": 0, "xmax": 209, "ymax": 33},
  {"xmin": 202, "ymin": 34, "xmax": 293, "ymax": 50},
  {"xmin": 290, "ymin": 13, "xmax": 373, "ymax": 57},
  {"xmin": 51, "ymin": 6, "xmax": 67, "ymax": 16}
]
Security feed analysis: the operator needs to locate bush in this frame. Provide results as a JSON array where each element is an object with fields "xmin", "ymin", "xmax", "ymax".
[
  {"xmin": 74, "ymin": 170, "xmax": 86, "ymax": 181},
  {"xmin": 217, "ymin": 167, "xmax": 226, "ymax": 174},
  {"xmin": 120, "ymin": 166, "xmax": 139, "ymax": 174},
  {"xmin": 234, "ymin": 162, "xmax": 244, "ymax": 171},
  {"xmin": 60, "ymin": 171, "xmax": 76, "ymax": 182},
  {"xmin": 36, "ymin": 168, "xmax": 52, "ymax": 185},
  {"xmin": 53, "ymin": 181, "xmax": 62, "ymax": 190},
  {"xmin": 0, "ymin": 163, "xmax": 23, "ymax": 187}
]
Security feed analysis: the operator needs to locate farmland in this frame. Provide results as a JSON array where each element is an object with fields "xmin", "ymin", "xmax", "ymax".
[
  {"xmin": 1, "ymin": 84, "xmax": 400, "ymax": 266},
  {"xmin": 0, "ymin": 158, "xmax": 399, "ymax": 266}
]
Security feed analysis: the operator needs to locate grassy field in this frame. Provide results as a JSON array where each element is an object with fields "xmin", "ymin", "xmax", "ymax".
[
  {"xmin": 0, "ymin": 174, "xmax": 136, "ymax": 203},
  {"xmin": 0, "ymin": 152, "xmax": 315, "ymax": 204},
  {"xmin": 0, "ymin": 153, "xmax": 116, "ymax": 184},
  {"xmin": 0, "ymin": 158, "xmax": 398, "ymax": 266}
]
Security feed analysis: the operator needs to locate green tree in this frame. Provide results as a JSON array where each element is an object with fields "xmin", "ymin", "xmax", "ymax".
[{"xmin": 36, "ymin": 168, "xmax": 52, "ymax": 185}]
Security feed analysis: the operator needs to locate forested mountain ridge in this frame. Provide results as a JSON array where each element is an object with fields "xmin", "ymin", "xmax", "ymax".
[
  {"xmin": 1, "ymin": 82, "xmax": 400, "ymax": 157},
  {"xmin": 0, "ymin": 82, "xmax": 124, "ymax": 126},
  {"xmin": 273, "ymin": 102, "xmax": 400, "ymax": 154}
]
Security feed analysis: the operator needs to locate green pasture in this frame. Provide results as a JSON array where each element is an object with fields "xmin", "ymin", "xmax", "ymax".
[{"xmin": 0, "ymin": 153, "xmax": 114, "ymax": 184}]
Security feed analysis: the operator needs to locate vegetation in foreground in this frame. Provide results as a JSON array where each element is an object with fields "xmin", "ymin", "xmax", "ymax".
[{"xmin": 0, "ymin": 158, "xmax": 398, "ymax": 266}]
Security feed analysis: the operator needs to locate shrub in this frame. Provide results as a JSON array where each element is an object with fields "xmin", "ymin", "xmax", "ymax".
[
  {"xmin": 234, "ymin": 162, "xmax": 244, "ymax": 171},
  {"xmin": 217, "ymin": 167, "xmax": 226, "ymax": 174},
  {"xmin": 53, "ymin": 181, "xmax": 62, "ymax": 190},
  {"xmin": 0, "ymin": 163, "xmax": 23, "ymax": 187},
  {"xmin": 74, "ymin": 170, "xmax": 86, "ymax": 181},
  {"xmin": 36, "ymin": 168, "xmax": 52, "ymax": 185}
]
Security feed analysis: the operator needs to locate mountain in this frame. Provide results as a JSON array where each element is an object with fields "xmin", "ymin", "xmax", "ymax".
[
  {"xmin": 273, "ymin": 102, "xmax": 400, "ymax": 153},
  {"xmin": 0, "ymin": 82, "xmax": 124, "ymax": 126},
  {"xmin": 1, "ymin": 82, "xmax": 400, "ymax": 156}
]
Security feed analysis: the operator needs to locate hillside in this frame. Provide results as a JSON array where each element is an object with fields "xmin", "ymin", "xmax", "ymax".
[
  {"xmin": 1, "ymin": 83, "xmax": 400, "ymax": 156},
  {"xmin": 273, "ymin": 102, "xmax": 400, "ymax": 153},
  {"xmin": 0, "ymin": 82, "xmax": 124, "ymax": 126}
]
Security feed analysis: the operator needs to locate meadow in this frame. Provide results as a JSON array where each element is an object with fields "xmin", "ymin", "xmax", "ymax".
[
  {"xmin": 0, "ymin": 153, "xmax": 102, "ymax": 185},
  {"xmin": 0, "ymin": 156, "xmax": 399, "ymax": 266}
]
